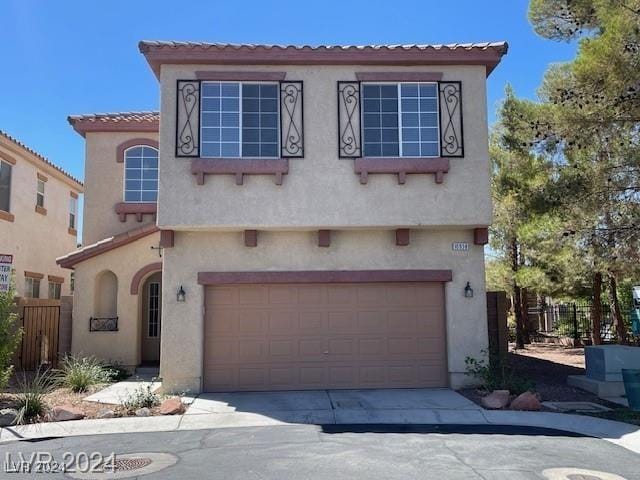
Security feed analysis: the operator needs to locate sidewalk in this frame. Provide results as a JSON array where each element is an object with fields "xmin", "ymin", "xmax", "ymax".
[{"xmin": 2, "ymin": 407, "xmax": 640, "ymax": 455}]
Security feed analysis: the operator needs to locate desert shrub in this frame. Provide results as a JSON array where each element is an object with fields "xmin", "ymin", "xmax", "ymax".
[
  {"xmin": 465, "ymin": 350, "xmax": 534, "ymax": 395},
  {"xmin": 15, "ymin": 368, "xmax": 55, "ymax": 424},
  {"xmin": 55, "ymin": 355, "xmax": 113, "ymax": 392},
  {"xmin": 105, "ymin": 363, "xmax": 131, "ymax": 382},
  {"xmin": 121, "ymin": 382, "xmax": 160, "ymax": 411},
  {"xmin": 0, "ymin": 286, "xmax": 22, "ymax": 389}
]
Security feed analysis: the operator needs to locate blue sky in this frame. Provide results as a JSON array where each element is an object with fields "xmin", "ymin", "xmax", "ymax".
[{"xmin": 0, "ymin": 0, "xmax": 578, "ymax": 184}]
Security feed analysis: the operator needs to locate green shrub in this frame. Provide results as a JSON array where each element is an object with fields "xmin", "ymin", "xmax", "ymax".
[
  {"xmin": 0, "ymin": 286, "xmax": 22, "ymax": 390},
  {"xmin": 465, "ymin": 350, "xmax": 534, "ymax": 395},
  {"xmin": 104, "ymin": 363, "xmax": 131, "ymax": 382},
  {"xmin": 55, "ymin": 355, "xmax": 113, "ymax": 393},
  {"xmin": 121, "ymin": 382, "xmax": 160, "ymax": 411},
  {"xmin": 15, "ymin": 368, "xmax": 55, "ymax": 424}
]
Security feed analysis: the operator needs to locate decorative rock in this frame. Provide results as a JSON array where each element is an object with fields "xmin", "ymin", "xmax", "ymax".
[
  {"xmin": 159, "ymin": 398, "xmax": 185, "ymax": 415},
  {"xmin": 96, "ymin": 409, "xmax": 115, "ymax": 419},
  {"xmin": 509, "ymin": 391, "xmax": 542, "ymax": 411},
  {"xmin": 0, "ymin": 408, "xmax": 18, "ymax": 426},
  {"xmin": 49, "ymin": 404, "xmax": 85, "ymax": 422},
  {"xmin": 135, "ymin": 407, "xmax": 151, "ymax": 417},
  {"xmin": 481, "ymin": 390, "xmax": 511, "ymax": 410}
]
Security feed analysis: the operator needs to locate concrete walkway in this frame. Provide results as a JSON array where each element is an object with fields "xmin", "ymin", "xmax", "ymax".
[
  {"xmin": 83, "ymin": 375, "xmax": 160, "ymax": 405},
  {"xmin": 1, "ymin": 389, "xmax": 640, "ymax": 456}
]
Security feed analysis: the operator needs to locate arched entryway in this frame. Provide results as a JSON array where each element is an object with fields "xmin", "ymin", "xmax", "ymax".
[{"xmin": 140, "ymin": 271, "xmax": 162, "ymax": 365}]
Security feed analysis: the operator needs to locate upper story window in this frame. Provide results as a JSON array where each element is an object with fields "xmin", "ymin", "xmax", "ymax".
[
  {"xmin": 48, "ymin": 281, "xmax": 61, "ymax": 300},
  {"xmin": 124, "ymin": 146, "xmax": 158, "ymax": 202},
  {"xmin": 36, "ymin": 178, "xmax": 45, "ymax": 207},
  {"xmin": 25, "ymin": 277, "xmax": 40, "ymax": 298},
  {"xmin": 0, "ymin": 161, "xmax": 11, "ymax": 212},
  {"xmin": 200, "ymin": 82, "xmax": 279, "ymax": 158},
  {"xmin": 361, "ymin": 83, "xmax": 440, "ymax": 158},
  {"xmin": 69, "ymin": 196, "xmax": 78, "ymax": 229}
]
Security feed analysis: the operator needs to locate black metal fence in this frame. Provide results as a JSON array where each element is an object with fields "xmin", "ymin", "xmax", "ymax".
[{"xmin": 532, "ymin": 302, "xmax": 631, "ymax": 342}]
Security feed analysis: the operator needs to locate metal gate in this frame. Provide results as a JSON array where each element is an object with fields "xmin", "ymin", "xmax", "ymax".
[{"xmin": 20, "ymin": 301, "xmax": 61, "ymax": 370}]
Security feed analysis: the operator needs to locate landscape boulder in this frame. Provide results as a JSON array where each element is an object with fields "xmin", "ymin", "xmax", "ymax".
[
  {"xmin": 509, "ymin": 391, "xmax": 541, "ymax": 411},
  {"xmin": 480, "ymin": 390, "xmax": 511, "ymax": 410},
  {"xmin": 135, "ymin": 407, "xmax": 151, "ymax": 417},
  {"xmin": 0, "ymin": 408, "xmax": 18, "ymax": 426},
  {"xmin": 49, "ymin": 404, "xmax": 85, "ymax": 422},
  {"xmin": 159, "ymin": 398, "xmax": 185, "ymax": 415},
  {"xmin": 96, "ymin": 409, "xmax": 115, "ymax": 419}
]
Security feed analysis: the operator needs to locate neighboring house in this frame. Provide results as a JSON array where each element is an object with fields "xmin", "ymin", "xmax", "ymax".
[
  {"xmin": 58, "ymin": 41, "xmax": 507, "ymax": 394},
  {"xmin": 0, "ymin": 131, "xmax": 83, "ymax": 299}
]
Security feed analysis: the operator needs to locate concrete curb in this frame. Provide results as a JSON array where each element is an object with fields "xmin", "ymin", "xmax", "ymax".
[{"xmin": 1, "ymin": 409, "xmax": 639, "ymax": 455}]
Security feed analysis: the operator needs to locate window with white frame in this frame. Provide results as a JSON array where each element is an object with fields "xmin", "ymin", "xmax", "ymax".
[
  {"xmin": 0, "ymin": 161, "xmax": 10, "ymax": 212},
  {"xmin": 124, "ymin": 146, "xmax": 158, "ymax": 202},
  {"xmin": 36, "ymin": 179, "xmax": 45, "ymax": 207},
  {"xmin": 48, "ymin": 281, "xmax": 61, "ymax": 300},
  {"xmin": 25, "ymin": 277, "xmax": 40, "ymax": 298},
  {"xmin": 361, "ymin": 83, "xmax": 440, "ymax": 157},
  {"xmin": 69, "ymin": 196, "xmax": 77, "ymax": 230},
  {"xmin": 200, "ymin": 82, "xmax": 279, "ymax": 158}
]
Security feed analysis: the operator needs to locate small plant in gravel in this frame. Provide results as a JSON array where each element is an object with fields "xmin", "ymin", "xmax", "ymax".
[
  {"xmin": 55, "ymin": 355, "xmax": 113, "ymax": 393},
  {"xmin": 121, "ymin": 382, "xmax": 161, "ymax": 412},
  {"xmin": 104, "ymin": 363, "xmax": 131, "ymax": 382},
  {"xmin": 465, "ymin": 351, "xmax": 534, "ymax": 395},
  {"xmin": 15, "ymin": 368, "xmax": 55, "ymax": 424}
]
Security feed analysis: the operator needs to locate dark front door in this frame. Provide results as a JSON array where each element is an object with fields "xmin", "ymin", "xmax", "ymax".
[{"xmin": 141, "ymin": 272, "xmax": 162, "ymax": 364}]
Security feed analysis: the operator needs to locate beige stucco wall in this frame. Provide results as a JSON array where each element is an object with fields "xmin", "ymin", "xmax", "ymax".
[
  {"xmin": 160, "ymin": 229, "xmax": 487, "ymax": 394},
  {"xmin": 0, "ymin": 139, "xmax": 82, "ymax": 298},
  {"xmin": 157, "ymin": 64, "xmax": 491, "ymax": 230},
  {"xmin": 83, "ymin": 131, "xmax": 159, "ymax": 245},
  {"xmin": 70, "ymin": 232, "xmax": 160, "ymax": 367}
]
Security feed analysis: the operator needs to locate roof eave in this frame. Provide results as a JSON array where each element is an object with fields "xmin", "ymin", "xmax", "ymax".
[{"xmin": 139, "ymin": 43, "xmax": 508, "ymax": 79}]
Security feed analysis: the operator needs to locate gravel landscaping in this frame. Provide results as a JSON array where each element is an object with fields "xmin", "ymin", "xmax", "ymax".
[{"xmin": 459, "ymin": 342, "xmax": 640, "ymax": 425}]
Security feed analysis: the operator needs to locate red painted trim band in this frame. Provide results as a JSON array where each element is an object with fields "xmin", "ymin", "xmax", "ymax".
[
  {"xmin": 198, "ymin": 269, "xmax": 453, "ymax": 285},
  {"xmin": 116, "ymin": 138, "xmax": 159, "ymax": 163},
  {"xmin": 196, "ymin": 71, "xmax": 286, "ymax": 81},
  {"xmin": 356, "ymin": 72, "xmax": 443, "ymax": 81},
  {"xmin": 130, "ymin": 262, "xmax": 162, "ymax": 294}
]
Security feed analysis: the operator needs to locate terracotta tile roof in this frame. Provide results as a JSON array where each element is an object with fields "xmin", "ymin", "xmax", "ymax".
[
  {"xmin": 68, "ymin": 111, "xmax": 159, "ymax": 137},
  {"xmin": 0, "ymin": 130, "xmax": 83, "ymax": 189},
  {"xmin": 57, "ymin": 223, "xmax": 159, "ymax": 269},
  {"xmin": 139, "ymin": 41, "xmax": 508, "ymax": 53},
  {"xmin": 139, "ymin": 41, "xmax": 508, "ymax": 78}
]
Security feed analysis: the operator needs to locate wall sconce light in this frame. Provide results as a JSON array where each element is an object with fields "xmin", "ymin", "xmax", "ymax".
[
  {"xmin": 177, "ymin": 285, "xmax": 186, "ymax": 303},
  {"xmin": 464, "ymin": 282, "xmax": 474, "ymax": 298}
]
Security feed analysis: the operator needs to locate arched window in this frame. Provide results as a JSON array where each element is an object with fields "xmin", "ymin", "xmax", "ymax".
[
  {"xmin": 95, "ymin": 270, "xmax": 118, "ymax": 318},
  {"xmin": 124, "ymin": 146, "xmax": 158, "ymax": 202}
]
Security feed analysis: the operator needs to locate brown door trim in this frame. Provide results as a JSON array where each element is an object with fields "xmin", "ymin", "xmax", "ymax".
[{"xmin": 198, "ymin": 269, "xmax": 452, "ymax": 285}]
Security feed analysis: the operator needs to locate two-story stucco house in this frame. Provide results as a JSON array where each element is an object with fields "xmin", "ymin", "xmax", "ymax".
[
  {"xmin": 0, "ymin": 131, "xmax": 83, "ymax": 298},
  {"xmin": 58, "ymin": 41, "xmax": 507, "ymax": 394}
]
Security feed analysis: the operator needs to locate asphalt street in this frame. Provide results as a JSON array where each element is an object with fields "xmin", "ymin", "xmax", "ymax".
[{"xmin": 2, "ymin": 424, "xmax": 639, "ymax": 479}]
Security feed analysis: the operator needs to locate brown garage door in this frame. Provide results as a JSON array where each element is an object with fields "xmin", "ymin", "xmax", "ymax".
[{"xmin": 203, "ymin": 282, "xmax": 447, "ymax": 392}]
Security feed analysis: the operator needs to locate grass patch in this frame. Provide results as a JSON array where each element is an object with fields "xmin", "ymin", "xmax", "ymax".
[
  {"xmin": 15, "ymin": 368, "xmax": 55, "ymax": 424},
  {"xmin": 54, "ymin": 355, "xmax": 113, "ymax": 393}
]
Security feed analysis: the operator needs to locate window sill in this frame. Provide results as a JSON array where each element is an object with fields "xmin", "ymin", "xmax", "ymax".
[
  {"xmin": 354, "ymin": 157, "xmax": 450, "ymax": 185},
  {"xmin": 191, "ymin": 158, "xmax": 289, "ymax": 186},
  {"xmin": 0, "ymin": 210, "xmax": 14, "ymax": 223},
  {"xmin": 114, "ymin": 202, "xmax": 157, "ymax": 222},
  {"xmin": 35, "ymin": 205, "xmax": 47, "ymax": 216},
  {"xmin": 68, "ymin": 227, "xmax": 78, "ymax": 236}
]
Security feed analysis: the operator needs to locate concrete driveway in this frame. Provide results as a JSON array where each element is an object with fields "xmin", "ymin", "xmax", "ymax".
[{"xmin": 186, "ymin": 388, "xmax": 481, "ymax": 424}]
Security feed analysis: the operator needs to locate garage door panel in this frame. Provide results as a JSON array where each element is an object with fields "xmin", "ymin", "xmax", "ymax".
[
  {"xmin": 204, "ymin": 282, "xmax": 446, "ymax": 391},
  {"xmin": 297, "ymin": 286, "xmax": 326, "ymax": 305},
  {"xmin": 237, "ymin": 286, "xmax": 268, "ymax": 305},
  {"xmin": 298, "ymin": 311, "xmax": 325, "ymax": 332}
]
